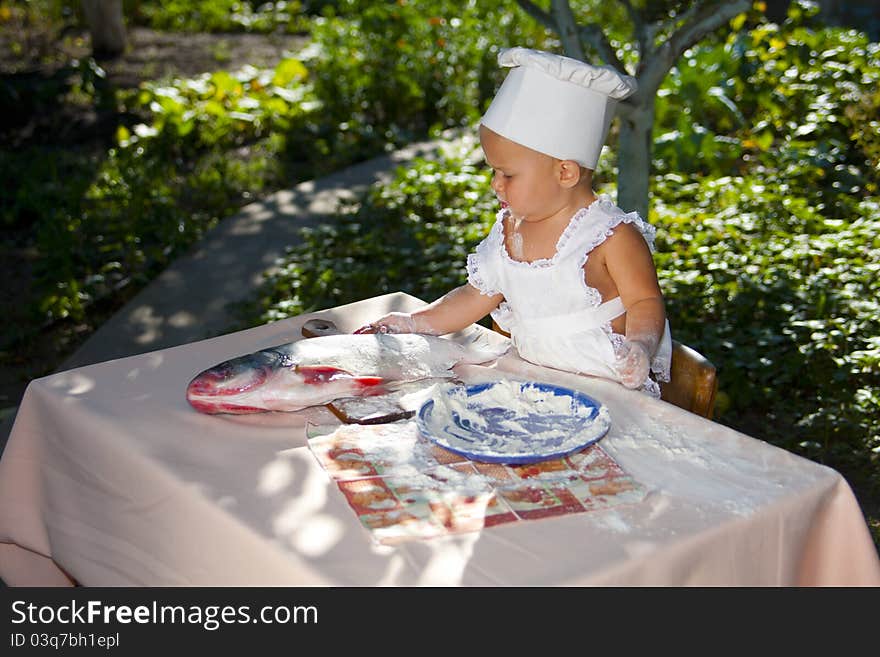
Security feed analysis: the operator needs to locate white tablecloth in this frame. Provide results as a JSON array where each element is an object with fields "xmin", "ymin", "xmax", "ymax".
[{"xmin": 1, "ymin": 292, "xmax": 878, "ymax": 586}]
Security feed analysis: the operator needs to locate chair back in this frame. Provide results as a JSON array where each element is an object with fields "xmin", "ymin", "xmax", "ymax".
[{"xmin": 659, "ymin": 340, "xmax": 718, "ymax": 419}]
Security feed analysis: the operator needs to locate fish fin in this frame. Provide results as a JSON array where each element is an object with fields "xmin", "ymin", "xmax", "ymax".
[
  {"xmin": 295, "ymin": 365, "xmax": 386, "ymax": 390},
  {"xmin": 295, "ymin": 364, "xmax": 354, "ymax": 384}
]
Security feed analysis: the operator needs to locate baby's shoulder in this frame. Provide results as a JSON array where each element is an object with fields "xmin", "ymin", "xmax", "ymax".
[{"xmin": 599, "ymin": 220, "xmax": 653, "ymax": 255}]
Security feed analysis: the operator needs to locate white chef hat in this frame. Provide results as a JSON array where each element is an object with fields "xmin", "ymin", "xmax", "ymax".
[{"xmin": 480, "ymin": 47, "xmax": 638, "ymax": 169}]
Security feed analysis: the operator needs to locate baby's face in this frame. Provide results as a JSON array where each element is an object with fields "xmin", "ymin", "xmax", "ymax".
[{"xmin": 479, "ymin": 125, "xmax": 565, "ymax": 223}]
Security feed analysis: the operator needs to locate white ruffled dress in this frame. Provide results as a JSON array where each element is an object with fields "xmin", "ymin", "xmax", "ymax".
[{"xmin": 466, "ymin": 195, "xmax": 672, "ymax": 397}]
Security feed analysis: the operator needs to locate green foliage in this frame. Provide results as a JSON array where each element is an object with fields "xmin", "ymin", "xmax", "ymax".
[
  {"xmin": 646, "ymin": 1, "xmax": 880, "ymax": 491},
  {"xmin": 307, "ymin": 0, "xmax": 550, "ymax": 144},
  {"xmin": 0, "ymin": 143, "xmax": 94, "ymax": 231},
  {"xmin": 137, "ymin": 1, "xmax": 310, "ymax": 34},
  {"xmin": 2, "ymin": 0, "xmax": 312, "ymax": 34},
  {"xmin": 654, "ymin": 0, "xmax": 880, "ymax": 200},
  {"xmin": 5, "ymin": 0, "xmax": 547, "ymax": 335},
  {"xmin": 653, "ymin": 175, "xmax": 879, "ymax": 477},
  {"xmin": 245, "ymin": 148, "xmax": 497, "ymax": 324},
  {"xmin": 124, "ymin": 57, "xmax": 315, "ymax": 152},
  {"xmin": 11, "ymin": 57, "xmax": 318, "ymax": 327},
  {"xmin": 4, "ymin": 0, "xmax": 77, "ymax": 25}
]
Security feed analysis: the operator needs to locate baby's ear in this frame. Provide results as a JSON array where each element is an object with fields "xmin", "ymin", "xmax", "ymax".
[{"xmin": 557, "ymin": 160, "xmax": 583, "ymax": 188}]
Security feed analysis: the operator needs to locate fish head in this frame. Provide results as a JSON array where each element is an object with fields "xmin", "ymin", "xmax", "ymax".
[
  {"xmin": 186, "ymin": 347, "xmax": 389, "ymax": 414},
  {"xmin": 186, "ymin": 350, "xmax": 282, "ymax": 413}
]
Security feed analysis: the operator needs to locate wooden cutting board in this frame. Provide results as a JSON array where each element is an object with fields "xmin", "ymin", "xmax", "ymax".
[{"xmin": 300, "ymin": 318, "xmax": 421, "ymax": 424}]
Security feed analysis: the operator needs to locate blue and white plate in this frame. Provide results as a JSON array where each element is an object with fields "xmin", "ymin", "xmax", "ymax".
[{"xmin": 416, "ymin": 380, "xmax": 611, "ymax": 465}]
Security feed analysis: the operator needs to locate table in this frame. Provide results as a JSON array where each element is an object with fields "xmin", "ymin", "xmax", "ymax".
[{"xmin": 1, "ymin": 292, "xmax": 878, "ymax": 586}]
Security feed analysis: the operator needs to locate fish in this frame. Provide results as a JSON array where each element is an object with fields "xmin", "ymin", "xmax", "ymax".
[{"xmin": 186, "ymin": 331, "xmax": 509, "ymax": 415}]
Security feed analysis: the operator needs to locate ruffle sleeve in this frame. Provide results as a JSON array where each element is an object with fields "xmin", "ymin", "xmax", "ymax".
[
  {"xmin": 556, "ymin": 195, "xmax": 659, "ymax": 261},
  {"xmin": 466, "ymin": 211, "xmax": 505, "ymax": 296}
]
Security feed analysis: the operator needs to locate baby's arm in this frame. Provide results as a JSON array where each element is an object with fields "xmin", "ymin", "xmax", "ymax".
[
  {"xmin": 603, "ymin": 224, "xmax": 667, "ymax": 388},
  {"xmin": 354, "ymin": 284, "xmax": 504, "ymax": 335}
]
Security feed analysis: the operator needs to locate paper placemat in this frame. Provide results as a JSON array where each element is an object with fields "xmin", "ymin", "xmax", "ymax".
[{"xmin": 307, "ymin": 421, "xmax": 646, "ymax": 545}]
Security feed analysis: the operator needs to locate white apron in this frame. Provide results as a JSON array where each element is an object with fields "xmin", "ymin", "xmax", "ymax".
[{"xmin": 466, "ymin": 195, "xmax": 672, "ymax": 396}]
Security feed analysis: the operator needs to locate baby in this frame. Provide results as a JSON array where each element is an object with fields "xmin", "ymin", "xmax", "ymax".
[{"xmin": 356, "ymin": 47, "xmax": 671, "ymax": 396}]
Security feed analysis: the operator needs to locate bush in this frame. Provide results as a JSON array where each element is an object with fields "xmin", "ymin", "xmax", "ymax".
[
  {"xmin": 306, "ymin": 0, "xmax": 550, "ymax": 144},
  {"xmin": 654, "ymin": 0, "xmax": 880, "ymax": 201},
  {"xmin": 16, "ymin": 57, "xmax": 318, "ymax": 326},
  {"xmin": 653, "ymin": 174, "xmax": 879, "ymax": 481},
  {"xmin": 136, "ymin": 1, "xmax": 310, "ymax": 34}
]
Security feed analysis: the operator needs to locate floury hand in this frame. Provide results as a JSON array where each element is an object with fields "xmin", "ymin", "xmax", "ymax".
[
  {"xmin": 353, "ymin": 312, "xmax": 440, "ymax": 335},
  {"xmin": 614, "ymin": 339, "xmax": 651, "ymax": 389}
]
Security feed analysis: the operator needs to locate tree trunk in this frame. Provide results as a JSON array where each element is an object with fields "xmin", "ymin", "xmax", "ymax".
[
  {"xmin": 81, "ymin": 0, "xmax": 127, "ymax": 59},
  {"xmin": 551, "ymin": 0, "xmax": 585, "ymax": 60},
  {"xmin": 615, "ymin": 95, "xmax": 655, "ymax": 219}
]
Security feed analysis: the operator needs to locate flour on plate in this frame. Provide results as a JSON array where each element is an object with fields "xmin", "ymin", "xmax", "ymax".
[{"xmin": 421, "ymin": 379, "xmax": 611, "ymax": 461}]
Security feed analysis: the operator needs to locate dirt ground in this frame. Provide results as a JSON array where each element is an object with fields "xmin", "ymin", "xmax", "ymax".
[{"xmin": 0, "ymin": 25, "xmax": 307, "ymax": 414}]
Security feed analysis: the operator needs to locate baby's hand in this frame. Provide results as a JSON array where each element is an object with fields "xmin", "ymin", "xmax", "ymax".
[
  {"xmin": 614, "ymin": 339, "xmax": 651, "ymax": 389},
  {"xmin": 353, "ymin": 312, "xmax": 418, "ymax": 335}
]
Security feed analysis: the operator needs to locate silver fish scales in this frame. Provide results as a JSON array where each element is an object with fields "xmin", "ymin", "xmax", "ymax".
[{"xmin": 186, "ymin": 332, "xmax": 508, "ymax": 415}]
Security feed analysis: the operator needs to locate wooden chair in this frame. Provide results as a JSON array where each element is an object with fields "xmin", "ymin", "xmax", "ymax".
[
  {"xmin": 491, "ymin": 321, "xmax": 718, "ymax": 419},
  {"xmin": 659, "ymin": 340, "xmax": 718, "ymax": 420}
]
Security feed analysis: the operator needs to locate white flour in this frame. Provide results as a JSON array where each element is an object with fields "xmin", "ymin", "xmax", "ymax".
[
  {"xmin": 603, "ymin": 419, "xmax": 819, "ymax": 518},
  {"xmin": 423, "ymin": 380, "xmax": 611, "ymax": 460},
  {"xmin": 433, "ymin": 380, "xmax": 597, "ymax": 432},
  {"xmin": 509, "ymin": 215, "xmax": 525, "ymax": 260}
]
